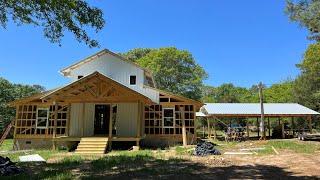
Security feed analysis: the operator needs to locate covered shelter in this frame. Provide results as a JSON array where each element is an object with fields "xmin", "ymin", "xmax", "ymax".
[{"xmin": 197, "ymin": 103, "xmax": 320, "ymax": 139}]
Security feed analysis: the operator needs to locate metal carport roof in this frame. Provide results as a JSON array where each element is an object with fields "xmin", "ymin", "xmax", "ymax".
[{"xmin": 198, "ymin": 103, "xmax": 320, "ymax": 117}]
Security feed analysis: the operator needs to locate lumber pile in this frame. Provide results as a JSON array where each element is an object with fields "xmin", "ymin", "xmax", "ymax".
[
  {"xmin": 193, "ymin": 141, "xmax": 221, "ymax": 156},
  {"xmin": 0, "ymin": 156, "xmax": 23, "ymax": 176}
]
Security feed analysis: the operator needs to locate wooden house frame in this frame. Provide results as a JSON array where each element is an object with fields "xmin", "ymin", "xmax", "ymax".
[{"xmin": 9, "ymin": 50, "xmax": 203, "ymax": 153}]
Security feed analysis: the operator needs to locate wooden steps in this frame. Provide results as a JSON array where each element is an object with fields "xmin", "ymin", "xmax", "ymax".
[{"xmin": 75, "ymin": 137, "xmax": 108, "ymax": 154}]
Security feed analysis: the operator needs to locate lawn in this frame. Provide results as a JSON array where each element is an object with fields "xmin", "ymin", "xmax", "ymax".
[{"xmin": 0, "ymin": 139, "xmax": 320, "ymax": 179}]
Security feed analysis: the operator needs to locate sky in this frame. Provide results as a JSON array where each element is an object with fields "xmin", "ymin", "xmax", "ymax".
[{"xmin": 0, "ymin": 0, "xmax": 312, "ymax": 90}]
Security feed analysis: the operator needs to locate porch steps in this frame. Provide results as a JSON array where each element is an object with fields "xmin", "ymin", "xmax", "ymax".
[{"xmin": 75, "ymin": 137, "xmax": 109, "ymax": 154}]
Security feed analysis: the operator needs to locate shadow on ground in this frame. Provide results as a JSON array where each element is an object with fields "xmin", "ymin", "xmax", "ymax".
[{"xmin": 3, "ymin": 154, "xmax": 319, "ymax": 180}]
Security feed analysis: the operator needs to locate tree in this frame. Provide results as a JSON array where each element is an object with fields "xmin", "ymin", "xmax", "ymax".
[
  {"xmin": 0, "ymin": 1, "xmax": 105, "ymax": 47},
  {"xmin": 0, "ymin": 77, "xmax": 45, "ymax": 124},
  {"xmin": 286, "ymin": 0, "xmax": 320, "ymax": 41},
  {"xmin": 293, "ymin": 43, "xmax": 320, "ymax": 112},
  {"xmin": 120, "ymin": 48, "xmax": 154, "ymax": 62},
  {"xmin": 264, "ymin": 80, "xmax": 294, "ymax": 103},
  {"xmin": 125, "ymin": 47, "xmax": 208, "ymax": 100}
]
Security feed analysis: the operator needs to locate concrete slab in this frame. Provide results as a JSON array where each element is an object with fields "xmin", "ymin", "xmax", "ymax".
[{"xmin": 19, "ymin": 154, "xmax": 46, "ymax": 162}]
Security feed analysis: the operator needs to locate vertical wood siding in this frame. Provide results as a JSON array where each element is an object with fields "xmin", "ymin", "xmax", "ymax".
[{"xmin": 116, "ymin": 103, "xmax": 138, "ymax": 137}]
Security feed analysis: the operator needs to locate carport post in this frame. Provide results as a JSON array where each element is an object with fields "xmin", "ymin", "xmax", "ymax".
[
  {"xmin": 256, "ymin": 117, "xmax": 260, "ymax": 137},
  {"xmin": 246, "ymin": 119, "xmax": 250, "ymax": 138},
  {"xmin": 207, "ymin": 117, "xmax": 210, "ymax": 139},
  {"xmin": 268, "ymin": 117, "xmax": 271, "ymax": 138},
  {"xmin": 213, "ymin": 118, "xmax": 217, "ymax": 140},
  {"xmin": 308, "ymin": 116, "xmax": 312, "ymax": 134}
]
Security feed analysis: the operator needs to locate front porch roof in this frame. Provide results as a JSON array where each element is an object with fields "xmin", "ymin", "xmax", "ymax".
[{"xmin": 9, "ymin": 71, "xmax": 154, "ymax": 105}]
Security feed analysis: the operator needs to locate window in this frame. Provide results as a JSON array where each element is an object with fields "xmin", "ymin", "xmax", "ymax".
[
  {"xmin": 36, "ymin": 108, "xmax": 49, "ymax": 129},
  {"xmin": 163, "ymin": 108, "xmax": 174, "ymax": 127},
  {"xmin": 77, "ymin": 75, "xmax": 84, "ymax": 79},
  {"xmin": 130, "ymin": 75, "xmax": 136, "ymax": 85}
]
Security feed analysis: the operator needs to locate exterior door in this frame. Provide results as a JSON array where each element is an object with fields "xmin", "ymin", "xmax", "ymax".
[{"xmin": 94, "ymin": 104, "xmax": 110, "ymax": 135}]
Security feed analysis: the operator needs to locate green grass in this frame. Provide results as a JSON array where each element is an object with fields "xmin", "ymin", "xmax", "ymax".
[
  {"xmin": 267, "ymin": 140, "xmax": 320, "ymax": 154},
  {"xmin": 0, "ymin": 139, "xmax": 13, "ymax": 151}
]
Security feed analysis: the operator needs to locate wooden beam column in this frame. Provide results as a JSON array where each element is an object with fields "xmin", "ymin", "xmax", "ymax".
[
  {"xmin": 246, "ymin": 119, "xmax": 250, "ymax": 139},
  {"xmin": 52, "ymin": 102, "xmax": 58, "ymax": 150},
  {"xmin": 13, "ymin": 106, "xmax": 19, "ymax": 150},
  {"xmin": 213, "ymin": 118, "xmax": 217, "ymax": 141},
  {"xmin": 207, "ymin": 117, "xmax": 210, "ymax": 139},
  {"xmin": 257, "ymin": 117, "xmax": 260, "ymax": 137},
  {"xmin": 66, "ymin": 103, "xmax": 71, "ymax": 136},
  {"xmin": 108, "ymin": 103, "xmax": 113, "ymax": 150},
  {"xmin": 308, "ymin": 116, "xmax": 312, "ymax": 134},
  {"xmin": 180, "ymin": 106, "xmax": 187, "ymax": 147},
  {"xmin": 281, "ymin": 119, "xmax": 285, "ymax": 139},
  {"xmin": 136, "ymin": 101, "xmax": 141, "ymax": 147},
  {"xmin": 268, "ymin": 117, "xmax": 271, "ymax": 138},
  {"xmin": 291, "ymin": 117, "xmax": 294, "ymax": 136}
]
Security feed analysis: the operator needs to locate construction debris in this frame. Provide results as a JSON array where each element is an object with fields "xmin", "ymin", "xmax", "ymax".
[
  {"xmin": 193, "ymin": 141, "xmax": 221, "ymax": 156},
  {"xmin": 19, "ymin": 154, "xmax": 46, "ymax": 162},
  {"xmin": 224, "ymin": 152, "xmax": 253, "ymax": 155},
  {"xmin": 271, "ymin": 146, "xmax": 279, "ymax": 155},
  {"xmin": 0, "ymin": 156, "xmax": 23, "ymax": 176},
  {"xmin": 240, "ymin": 147, "xmax": 265, "ymax": 151}
]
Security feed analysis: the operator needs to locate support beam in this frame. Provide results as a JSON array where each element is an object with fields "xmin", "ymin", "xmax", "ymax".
[
  {"xmin": 13, "ymin": 106, "xmax": 19, "ymax": 150},
  {"xmin": 213, "ymin": 118, "xmax": 217, "ymax": 141},
  {"xmin": 268, "ymin": 117, "xmax": 271, "ymax": 138},
  {"xmin": 108, "ymin": 103, "xmax": 113, "ymax": 150},
  {"xmin": 207, "ymin": 117, "xmax": 210, "ymax": 139},
  {"xmin": 246, "ymin": 119, "xmax": 250, "ymax": 139},
  {"xmin": 282, "ymin": 119, "xmax": 285, "ymax": 139},
  {"xmin": 180, "ymin": 106, "xmax": 187, "ymax": 147},
  {"xmin": 66, "ymin": 103, "xmax": 71, "ymax": 136},
  {"xmin": 257, "ymin": 117, "xmax": 260, "ymax": 137},
  {"xmin": 52, "ymin": 102, "xmax": 58, "ymax": 150},
  {"xmin": 136, "ymin": 101, "xmax": 141, "ymax": 146},
  {"xmin": 308, "ymin": 116, "xmax": 312, "ymax": 134},
  {"xmin": 291, "ymin": 117, "xmax": 294, "ymax": 137}
]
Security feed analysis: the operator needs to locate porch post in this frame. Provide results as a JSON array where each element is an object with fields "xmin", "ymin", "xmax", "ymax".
[
  {"xmin": 281, "ymin": 119, "xmax": 285, "ymax": 139},
  {"xmin": 256, "ymin": 117, "xmax": 259, "ymax": 137},
  {"xmin": 108, "ymin": 103, "xmax": 113, "ymax": 150},
  {"xmin": 66, "ymin": 103, "xmax": 71, "ymax": 136},
  {"xmin": 13, "ymin": 105, "xmax": 19, "ymax": 150},
  {"xmin": 180, "ymin": 106, "xmax": 187, "ymax": 147},
  {"xmin": 52, "ymin": 102, "xmax": 58, "ymax": 150},
  {"xmin": 246, "ymin": 119, "xmax": 250, "ymax": 139},
  {"xmin": 268, "ymin": 117, "xmax": 271, "ymax": 138},
  {"xmin": 213, "ymin": 118, "xmax": 217, "ymax": 141},
  {"xmin": 136, "ymin": 101, "xmax": 141, "ymax": 147}
]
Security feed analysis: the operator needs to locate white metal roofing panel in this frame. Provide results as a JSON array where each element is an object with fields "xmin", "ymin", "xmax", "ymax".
[{"xmin": 200, "ymin": 103, "xmax": 320, "ymax": 115}]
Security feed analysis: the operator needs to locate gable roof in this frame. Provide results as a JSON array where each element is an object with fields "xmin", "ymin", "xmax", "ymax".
[
  {"xmin": 60, "ymin": 49, "xmax": 152, "ymax": 76},
  {"xmin": 9, "ymin": 72, "xmax": 154, "ymax": 106},
  {"xmin": 199, "ymin": 103, "xmax": 320, "ymax": 117}
]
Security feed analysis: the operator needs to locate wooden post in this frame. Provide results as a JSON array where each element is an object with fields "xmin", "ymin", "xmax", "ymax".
[
  {"xmin": 180, "ymin": 106, "xmax": 187, "ymax": 147},
  {"xmin": 246, "ymin": 119, "xmax": 250, "ymax": 139},
  {"xmin": 213, "ymin": 118, "xmax": 217, "ymax": 140},
  {"xmin": 136, "ymin": 101, "xmax": 141, "ymax": 146},
  {"xmin": 13, "ymin": 106, "xmax": 19, "ymax": 150},
  {"xmin": 258, "ymin": 82, "xmax": 266, "ymax": 140},
  {"xmin": 291, "ymin": 117, "xmax": 294, "ymax": 136},
  {"xmin": 52, "ymin": 102, "xmax": 58, "ymax": 150},
  {"xmin": 278, "ymin": 117, "xmax": 280, "ymax": 126},
  {"xmin": 268, "ymin": 117, "xmax": 271, "ymax": 138},
  {"xmin": 108, "ymin": 103, "xmax": 113, "ymax": 150},
  {"xmin": 207, "ymin": 117, "xmax": 210, "ymax": 139},
  {"xmin": 66, "ymin": 103, "xmax": 71, "ymax": 136},
  {"xmin": 281, "ymin": 120, "xmax": 285, "ymax": 139},
  {"xmin": 256, "ymin": 117, "xmax": 259, "ymax": 137},
  {"xmin": 308, "ymin": 116, "xmax": 312, "ymax": 134}
]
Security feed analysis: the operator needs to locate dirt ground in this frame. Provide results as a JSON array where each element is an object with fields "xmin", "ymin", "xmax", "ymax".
[{"xmin": 7, "ymin": 140, "xmax": 320, "ymax": 179}]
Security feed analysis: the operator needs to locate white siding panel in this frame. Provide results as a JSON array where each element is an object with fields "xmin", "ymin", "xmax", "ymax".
[
  {"xmin": 116, "ymin": 103, "xmax": 138, "ymax": 137},
  {"xmin": 69, "ymin": 103, "xmax": 82, "ymax": 136},
  {"xmin": 84, "ymin": 103, "xmax": 95, "ymax": 136},
  {"xmin": 67, "ymin": 53, "xmax": 159, "ymax": 103}
]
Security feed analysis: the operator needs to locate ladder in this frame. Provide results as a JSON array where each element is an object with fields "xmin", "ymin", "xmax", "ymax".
[{"xmin": 0, "ymin": 119, "xmax": 14, "ymax": 146}]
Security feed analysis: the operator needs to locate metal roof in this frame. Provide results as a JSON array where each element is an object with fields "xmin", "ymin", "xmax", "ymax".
[{"xmin": 199, "ymin": 103, "xmax": 320, "ymax": 116}]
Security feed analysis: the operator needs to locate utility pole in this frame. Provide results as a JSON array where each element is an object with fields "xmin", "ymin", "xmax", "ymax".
[{"xmin": 258, "ymin": 82, "xmax": 266, "ymax": 140}]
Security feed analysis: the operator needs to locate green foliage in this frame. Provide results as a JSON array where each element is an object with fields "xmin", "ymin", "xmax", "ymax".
[
  {"xmin": 202, "ymin": 81, "xmax": 295, "ymax": 104},
  {"xmin": 286, "ymin": 0, "xmax": 320, "ymax": 41},
  {"xmin": 293, "ymin": 43, "xmax": 320, "ymax": 112},
  {"xmin": 0, "ymin": 77, "xmax": 44, "ymax": 124},
  {"xmin": 0, "ymin": 0, "xmax": 105, "ymax": 47},
  {"xmin": 122, "ymin": 47, "xmax": 208, "ymax": 100}
]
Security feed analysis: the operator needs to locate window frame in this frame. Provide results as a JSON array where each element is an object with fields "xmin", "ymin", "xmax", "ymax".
[
  {"xmin": 129, "ymin": 75, "xmax": 137, "ymax": 85},
  {"xmin": 162, "ymin": 108, "xmax": 175, "ymax": 128},
  {"xmin": 36, "ymin": 108, "xmax": 49, "ymax": 129}
]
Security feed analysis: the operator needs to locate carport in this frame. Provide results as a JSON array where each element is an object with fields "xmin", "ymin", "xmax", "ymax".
[{"xmin": 197, "ymin": 103, "xmax": 320, "ymax": 139}]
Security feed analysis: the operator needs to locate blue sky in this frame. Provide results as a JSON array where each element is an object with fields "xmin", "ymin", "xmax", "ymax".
[{"xmin": 0, "ymin": 0, "xmax": 311, "ymax": 89}]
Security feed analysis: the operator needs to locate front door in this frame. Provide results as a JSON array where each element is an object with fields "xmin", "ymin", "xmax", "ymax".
[{"xmin": 94, "ymin": 104, "xmax": 110, "ymax": 135}]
